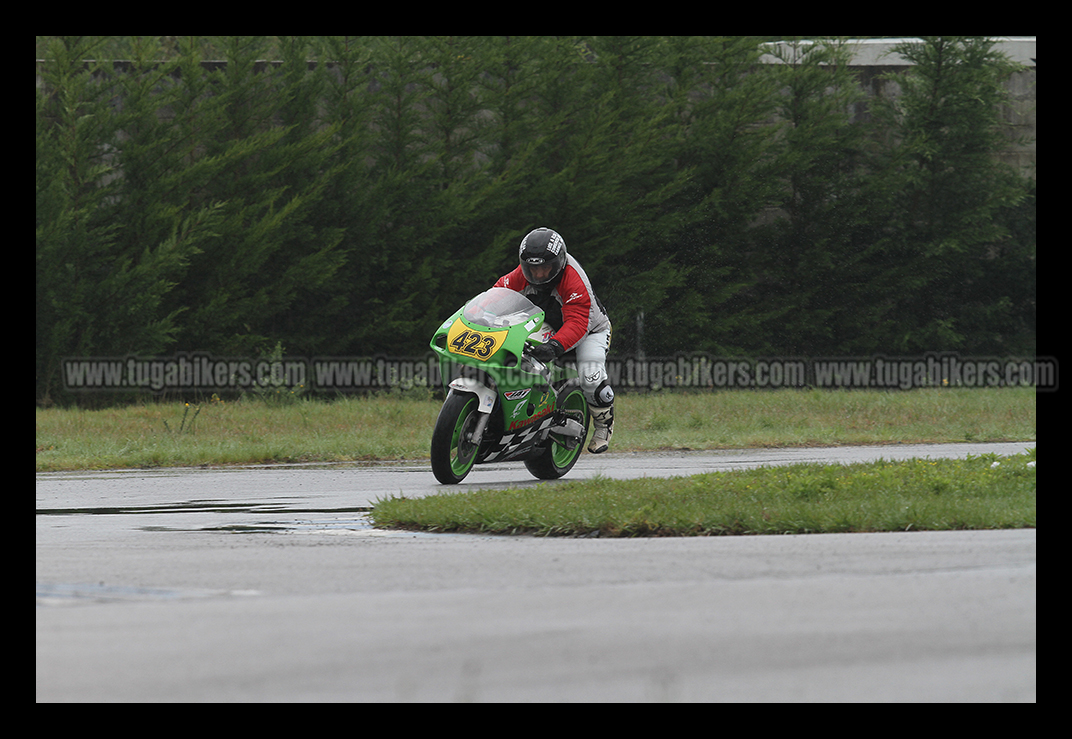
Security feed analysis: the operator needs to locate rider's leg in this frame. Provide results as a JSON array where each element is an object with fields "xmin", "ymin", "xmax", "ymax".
[{"xmin": 574, "ymin": 329, "xmax": 614, "ymax": 453}]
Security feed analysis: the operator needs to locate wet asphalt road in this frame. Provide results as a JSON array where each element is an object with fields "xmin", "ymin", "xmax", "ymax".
[{"xmin": 37, "ymin": 443, "xmax": 1035, "ymax": 702}]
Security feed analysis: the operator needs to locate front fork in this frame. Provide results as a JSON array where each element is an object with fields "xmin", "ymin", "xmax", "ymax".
[{"xmin": 447, "ymin": 377, "xmax": 496, "ymax": 444}]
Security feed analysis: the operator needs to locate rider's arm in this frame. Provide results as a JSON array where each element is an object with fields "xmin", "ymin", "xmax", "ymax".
[
  {"xmin": 550, "ymin": 267, "xmax": 592, "ymax": 352},
  {"xmin": 494, "ymin": 267, "xmax": 526, "ymax": 291}
]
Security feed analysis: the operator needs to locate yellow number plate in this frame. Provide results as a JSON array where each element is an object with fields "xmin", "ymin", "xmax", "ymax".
[{"xmin": 446, "ymin": 319, "xmax": 507, "ymax": 361}]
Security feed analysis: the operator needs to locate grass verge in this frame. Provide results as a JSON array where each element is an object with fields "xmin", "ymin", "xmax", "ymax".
[
  {"xmin": 36, "ymin": 387, "xmax": 1035, "ymax": 472},
  {"xmin": 370, "ymin": 449, "xmax": 1036, "ymax": 537},
  {"xmin": 35, "ymin": 394, "xmax": 436, "ymax": 471}
]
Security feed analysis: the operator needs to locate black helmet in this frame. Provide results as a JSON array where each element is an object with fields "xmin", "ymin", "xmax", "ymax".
[{"xmin": 519, "ymin": 228, "xmax": 567, "ymax": 286}]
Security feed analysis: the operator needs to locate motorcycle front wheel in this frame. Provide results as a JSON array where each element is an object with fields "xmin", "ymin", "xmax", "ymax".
[{"xmin": 430, "ymin": 391, "xmax": 481, "ymax": 484}]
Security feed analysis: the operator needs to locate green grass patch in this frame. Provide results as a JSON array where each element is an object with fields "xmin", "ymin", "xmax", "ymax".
[
  {"xmin": 370, "ymin": 449, "xmax": 1037, "ymax": 537},
  {"xmin": 36, "ymin": 387, "xmax": 1035, "ymax": 472},
  {"xmin": 35, "ymin": 394, "xmax": 438, "ymax": 471},
  {"xmin": 615, "ymin": 387, "xmax": 1036, "ymax": 450}
]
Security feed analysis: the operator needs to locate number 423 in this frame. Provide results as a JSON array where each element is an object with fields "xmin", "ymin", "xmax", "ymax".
[{"xmin": 447, "ymin": 322, "xmax": 506, "ymax": 361}]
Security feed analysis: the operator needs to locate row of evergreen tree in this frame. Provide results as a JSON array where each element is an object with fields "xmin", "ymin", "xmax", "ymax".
[{"xmin": 36, "ymin": 36, "xmax": 1035, "ymax": 403}]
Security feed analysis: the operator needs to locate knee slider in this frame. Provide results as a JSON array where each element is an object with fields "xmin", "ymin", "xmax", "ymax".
[{"xmin": 593, "ymin": 379, "xmax": 614, "ymax": 407}]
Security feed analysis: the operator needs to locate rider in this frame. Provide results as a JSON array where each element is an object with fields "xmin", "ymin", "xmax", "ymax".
[{"xmin": 494, "ymin": 227, "xmax": 615, "ymax": 454}]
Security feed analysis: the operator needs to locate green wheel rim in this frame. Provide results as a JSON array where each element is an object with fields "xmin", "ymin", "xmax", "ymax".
[
  {"xmin": 550, "ymin": 389, "xmax": 587, "ymax": 467},
  {"xmin": 450, "ymin": 396, "xmax": 479, "ymax": 476}
]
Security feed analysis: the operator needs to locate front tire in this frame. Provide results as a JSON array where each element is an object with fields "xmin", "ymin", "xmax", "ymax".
[{"xmin": 430, "ymin": 391, "xmax": 481, "ymax": 484}]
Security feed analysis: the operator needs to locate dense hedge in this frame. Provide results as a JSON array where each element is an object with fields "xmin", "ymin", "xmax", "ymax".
[{"xmin": 36, "ymin": 36, "xmax": 1035, "ymax": 403}]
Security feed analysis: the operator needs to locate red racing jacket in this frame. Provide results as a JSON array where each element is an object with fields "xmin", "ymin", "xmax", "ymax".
[{"xmin": 494, "ymin": 254, "xmax": 611, "ymax": 352}]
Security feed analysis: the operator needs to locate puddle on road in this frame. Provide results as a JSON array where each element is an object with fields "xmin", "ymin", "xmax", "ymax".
[
  {"xmin": 193, "ymin": 517, "xmax": 379, "ymax": 534},
  {"xmin": 36, "ymin": 506, "xmax": 430, "ymax": 609},
  {"xmin": 35, "ymin": 499, "xmax": 373, "ymax": 517},
  {"xmin": 35, "ymin": 500, "xmax": 452, "ymax": 538},
  {"xmin": 35, "ymin": 507, "xmax": 443, "ymax": 608},
  {"xmin": 35, "ymin": 499, "xmax": 389, "ymax": 534}
]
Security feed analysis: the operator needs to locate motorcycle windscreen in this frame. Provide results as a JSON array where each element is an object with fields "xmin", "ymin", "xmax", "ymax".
[{"xmin": 462, "ymin": 287, "xmax": 543, "ymax": 328}]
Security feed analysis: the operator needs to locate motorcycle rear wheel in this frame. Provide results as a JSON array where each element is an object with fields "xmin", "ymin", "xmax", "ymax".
[
  {"xmin": 524, "ymin": 382, "xmax": 589, "ymax": 480},
  {"xmin": 430, "ymin": 391, "xmax": 482, "ymax": 484}
]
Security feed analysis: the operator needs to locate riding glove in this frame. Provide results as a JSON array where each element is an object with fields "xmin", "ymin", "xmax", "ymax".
[{"xmin": 529, "ymin": 339, "xmax": 564, "ymax": 363}]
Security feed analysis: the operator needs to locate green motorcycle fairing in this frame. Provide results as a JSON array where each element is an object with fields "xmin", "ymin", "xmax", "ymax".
[{"xmin": 430, "ymin": 287, "xmax": 572, "ymax": 464}]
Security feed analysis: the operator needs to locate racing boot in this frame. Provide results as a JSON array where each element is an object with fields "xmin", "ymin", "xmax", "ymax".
[{"xmin": 588, "ymin": 403, "xmax": 614, "ymax": 454}]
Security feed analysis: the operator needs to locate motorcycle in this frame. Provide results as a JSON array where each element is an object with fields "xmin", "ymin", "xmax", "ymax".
[{"xmin": 429, "ymin": 287, "xmax": 590, "ymax": 484}]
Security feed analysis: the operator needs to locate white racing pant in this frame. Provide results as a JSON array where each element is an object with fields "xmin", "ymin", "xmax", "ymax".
[{"xmin": 572, "ymin": 328, "xmax": 613, "ymax": 408}]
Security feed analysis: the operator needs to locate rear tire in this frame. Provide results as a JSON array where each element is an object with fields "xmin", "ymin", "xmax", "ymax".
[
  {"xmin": 430, "ymin": 391, "xmax": 481, "ymax": 484},
  {"xmin": 524, "ymin": 382, "xmax": 589, "ymax": 480}
]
